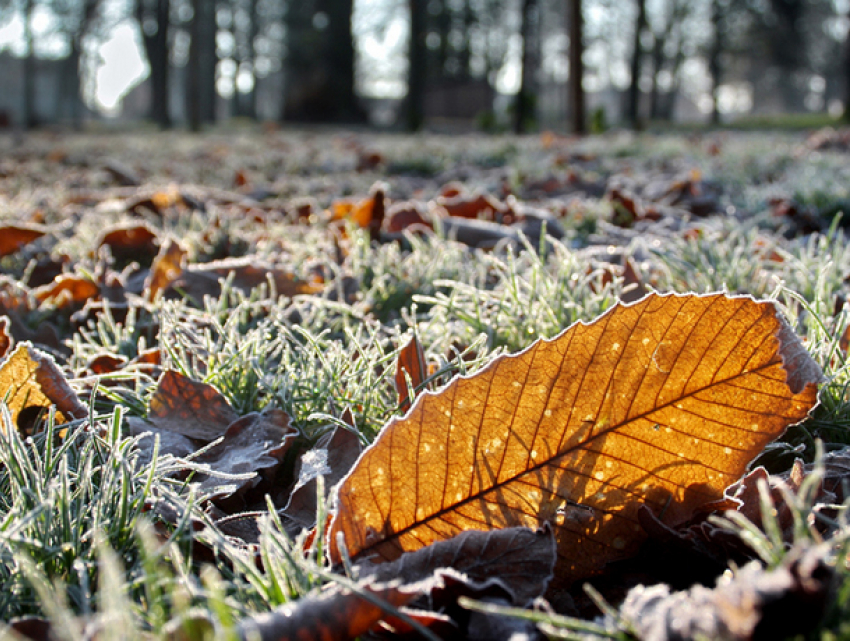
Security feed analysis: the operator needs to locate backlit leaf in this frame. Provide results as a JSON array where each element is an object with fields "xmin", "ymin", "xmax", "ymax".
[
  {"xmin": 328, "ymin": 293, "xmax": 823, "ymax": 587},
  {"xmin": 0, "ymin": 342, "xmax": 87, "ymax": 435}
]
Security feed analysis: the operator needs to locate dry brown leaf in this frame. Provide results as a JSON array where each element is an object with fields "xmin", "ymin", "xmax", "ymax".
[
  {"xmin": 0, "ymin": 316, "xmax": 11, "ymax": 358},
  {"xmin": 0, "ymin": 224, "xmax": 47, "ymax": 257},
  {"xmin": 328, "ymin": 292, "xmax": 822, "ymax": 588},
  {"xmin": 127, "ymin": 371, "xmax": 296, "ymax": 500},
  {"xmin": 395, "ymin": 335, "xmax": 428, "ymax": 412},
  {"xmin": 615, "ymin": 543, "xmax": 832, "ymax": 641},
  {"xmin": 174, "ymin": 258, "xmax": 322, "ymax": 300},
  {"xmin": 235, "ymin": 579, "xmax": 425, "ymax": 641},
  {"xmin": 283, "ymin": 424, "xmax": 364, "ymax": 534},
  {"xmin": 33, "ymin": 275, "xmax": 100, "ymax": 309},
  {"xmin": 0, "ymin": 342, "xmax": 87, "ymax": 435},
  {"xmin": 98, "ymin": 223, "xmax": 159, "ymax": 264},
  {"xmin": 363, "ymin": 525, "xmax": 556, "ymax": 607},
  {"xmin": 144, "ymin": 238, "xmax": 188, "ymax": 301},
  {"xmin": 146, "ymin": 370, "xmax": 239, "ymax": 441},
  {"xmin": 193, "ymin": 408, "xmax": 296, "ymax": 498}
]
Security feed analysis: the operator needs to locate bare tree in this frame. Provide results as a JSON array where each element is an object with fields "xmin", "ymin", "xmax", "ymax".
[
  {"xmin": 187, "ymin": 0, "xmax": 217, "ymax": 131},
  {"xmin": 22, "ymin": 0, "xmax": 36, "ymax": 128},
  {"xmin": 135, "ymin": 0, "xmax": 171, "ymax": 128},
  {"xmin": 568, "ymin": 0, "xmax": 584, "ymax": 134},
  {"xmin": 625, "ymin": 0, "xmax": 647, "ymax": 128},
  {"xmin": 406, "ymin": 0, "xmax": 426, "ymax": 130},
  {"xmin": 513, "ymin": 0, "xmax": 538, "ymax": 133}
]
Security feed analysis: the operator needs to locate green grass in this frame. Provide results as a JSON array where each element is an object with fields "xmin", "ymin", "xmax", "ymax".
[{"xmin": 2, "ymin": 129, "xmax": 850, "ymax": 638}]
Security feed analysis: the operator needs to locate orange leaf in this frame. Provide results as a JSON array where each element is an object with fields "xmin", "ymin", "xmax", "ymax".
[
  {"xmin": 0, "ymin": 342, "xmax": 87, "ymax": 435},
  {"xmin": 33, "ymin": 275, "xmax": 100, "ymax": 309},
  {"xmin": 0, "ymin": 224, "xmax": 46, "ymax": 257},
  {"xmin": 144, "ymin": 238, "xmax": 187, "ymax": 301},
  {"xmin": 395, "ymin": 335, "xmax": 428, "ymax": 412},
  {"xmin": 328, "ymin": 293, "xmax": 822, "ymax": 588}
]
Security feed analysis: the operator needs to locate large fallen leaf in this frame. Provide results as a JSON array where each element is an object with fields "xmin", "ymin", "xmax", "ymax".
[
  {"xmin": 0, "ymin": 342, "xmax": 87, "ymax": 435},
  {"xmin": 328, "ymin": 292, "xmax": 822, "ymax": 587}
]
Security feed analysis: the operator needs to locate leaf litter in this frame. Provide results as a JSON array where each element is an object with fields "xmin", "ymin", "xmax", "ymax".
[{"xmin": 0, "ymin": 129, "xmax": 849, "ymax": 639}]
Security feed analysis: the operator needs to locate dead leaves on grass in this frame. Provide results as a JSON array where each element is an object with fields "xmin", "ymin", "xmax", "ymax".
[
  {"xmin": 0, "ymin": 341, "xmax": 87, "ymax": 435},
  {"xmin": 329, "ymin": 293, "xmax": 822, "ymax": 590},
  {"xmin": 127, "ymin": 370, "xmax": 297, "ymax": 501}
]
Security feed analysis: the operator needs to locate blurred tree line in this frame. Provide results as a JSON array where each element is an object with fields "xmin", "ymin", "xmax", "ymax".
[{"xmin": 0, "ymin": 0, "xmax": 849, "ymax": 132}]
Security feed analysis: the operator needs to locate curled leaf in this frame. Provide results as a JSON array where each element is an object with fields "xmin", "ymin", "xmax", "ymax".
[
  {"xmin": 0, "ymin": 342, "xmax": 87, "ymax": 435},
  {"xmin": 329, "ymin": 293, "xmax": 822, "ymax": 587}
]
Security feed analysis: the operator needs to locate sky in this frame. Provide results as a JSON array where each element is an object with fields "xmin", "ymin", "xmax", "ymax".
[{"xmin": 0, "ymin": 11, "xmax": 147, "ymax": 113}]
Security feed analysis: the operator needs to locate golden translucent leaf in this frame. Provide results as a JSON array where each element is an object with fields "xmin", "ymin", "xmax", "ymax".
[
  {"xmin": 328, "ymin": 293, "xmax": 823, "ymax": 587},
  {"xmin": 0, "ymin": 342, "xmax": 87, "ymax": 435}
]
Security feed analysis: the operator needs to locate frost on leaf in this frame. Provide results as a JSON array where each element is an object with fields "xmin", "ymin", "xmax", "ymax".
[
  {"xmin": 328, "ymin": 292, "xmax": 823, "ymax": 587},
  {"xmin": 0, "ymin": 342, "xmax": 87, "ymax": 435}
]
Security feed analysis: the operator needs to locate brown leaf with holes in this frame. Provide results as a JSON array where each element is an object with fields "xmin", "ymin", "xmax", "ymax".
[
  {"xmin": 395, "ymin": 335, "xmax": 428, "ymax": 412},
  {"xmin": 328, "ymin": 292, "xmax": 823, "ymax": 588},
  {"xmin": 0, "ymin": 224, "xmax": 46, "ymax": 257},
  {"xmin": 0, "ymin": 342, "xmax": 87, "ymax": 435}
]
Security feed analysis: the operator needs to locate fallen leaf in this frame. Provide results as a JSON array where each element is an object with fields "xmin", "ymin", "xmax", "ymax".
[
  {"xmin": 437, "ymin": 193, "xmax": 503, "ymax": 221},
  {"xmin": 283, "ymin": 424, "xmax": 363, "ymax": 534},
  {"xmin": 328, "ymin": 293, "xmax": 822, "ymax": 588},
  {"xmin": 613, "ymin": 542, "xmax": 832, "ymax": 641},
  {"xmin": 146, "ymin": 370, "xmax": 239, "ymax": 441},
  {"xmin": 0, "ymin": 342, "xmax": 87, "ymax": 435},
  {"xmin": 395, "ymin": 335, "xmax": 428, "ymax": 412},
  {"xmin": 98, "ymin": 223, "xmax": 159, "ymax": 264},
  {"xmin": 145, "ymin": 238, "xmax": 188, "ymax": 301},
  {"xmin": 0, "ymin": 224, "xmax": 47, "ymax": 257},
  {"xmin": 33, "ymin": 275, "xmax": 100, "ymax": 309},
  {"xmin": 193, "ymin": 408, "xmax": 296, "ymax": 499},
  {"xmin": 363, "ymin": 525, "xmax": 556, "ymax": 607},
  {"xmin": 235, "ymin": 579, "xmax": 423, "ymax": 641},
  {"xmin": 0, "ymin": 316, "xmax": 11, "ymax": 358},
  {"xmin": 127, "ymin": 371, "xmax": 297, "ymax": 501}
]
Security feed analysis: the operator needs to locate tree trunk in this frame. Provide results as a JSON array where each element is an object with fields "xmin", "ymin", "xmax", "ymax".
[
  {"xmin": 568, "ymin": 0, "xmax": 585, "ymax": 134},
  {"xmin": 245, "ymin": 0, "xmax": 259, "ymax": 119},
  {"xmin": 513, "ymin": 0, "xmax": 537, "ymax": 134},
  {"xmin": 406, "ymin": 0, "xmax": 426, "ymax": 130},
  {"xmin": 281, "ymin": 0, "xmax": 363, "ymax": 122},
  {"xmin": 708, "ymin": 0, "xmax": 722, "ymax": 125},
  {"xmin": 845, "ymin": 30, "xmax": 850, "ymax": 123},
  {"xmin": 187, "ymin": 0, "xmax": 217, "ymax": 130},
  {"xmin": 625, "ymin": 0, "xmax": 647, "ymax": 129},
  {"xmin": 22, "ymin": 0, "xmax": 36, "ymax": 129},
  {"xmin": 137, "ymin": 0, "xmax": 171, "ymax": 128}
]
